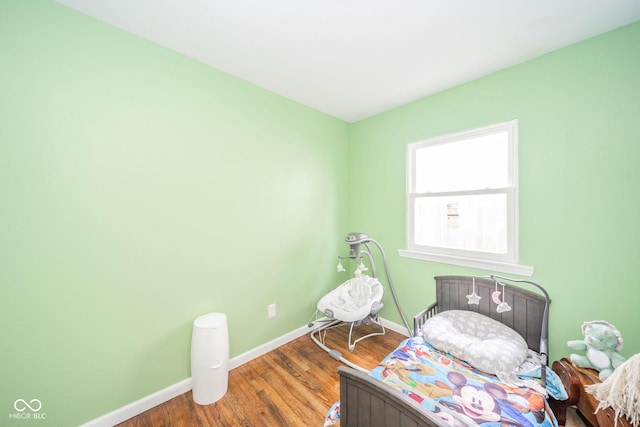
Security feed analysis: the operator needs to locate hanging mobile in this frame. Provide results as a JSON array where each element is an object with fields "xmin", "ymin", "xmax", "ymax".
[{"xmin": 466, "ymin": 277, "xmax": 481, "ymax": 305}]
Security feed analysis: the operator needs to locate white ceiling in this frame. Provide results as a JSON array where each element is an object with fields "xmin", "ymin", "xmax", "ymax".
[{"xmin": 55, "ymin": 0, "xmax": 640, "ymax": 122}]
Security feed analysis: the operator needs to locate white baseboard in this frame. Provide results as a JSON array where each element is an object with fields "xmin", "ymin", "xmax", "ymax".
[
  {"xmin": 79, "ymin": 378, "xmax": 193, "ymax": 427},
  {"xmin": 81, "ymin": 318, "xmax": 405, "ymax": 426},
  {"xmin": 228, "ymin": 323, "xmax": 311, "ymax": 370},
  {"xmin": 380, "ymin": 317, "xmax": 412, "ymax": 337},
  {"xmin": 80, "ymin": 324, "xmax": 312, "ymax": 427}
]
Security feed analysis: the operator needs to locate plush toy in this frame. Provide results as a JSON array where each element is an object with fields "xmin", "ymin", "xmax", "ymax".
[{"xmin": 567, "ymin": 320, "xmax": 626, "ymax": 380}]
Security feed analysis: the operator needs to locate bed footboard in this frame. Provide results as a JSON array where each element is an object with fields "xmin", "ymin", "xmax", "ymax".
[{"xmin": 338, "ymin": 366, "xmax": 442, "ymax": 427}]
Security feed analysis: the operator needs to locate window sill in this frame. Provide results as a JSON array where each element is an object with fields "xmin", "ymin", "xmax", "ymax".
[{"xmin": 398, "ymin": 249, "xmax": 534, "ymax": 277}]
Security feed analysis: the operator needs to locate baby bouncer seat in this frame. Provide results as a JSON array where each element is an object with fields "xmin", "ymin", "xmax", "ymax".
[
  {"xmin": 309, "ymin": 233, "xmax": 413, "ymax": 372},
  {"xmin": 316, "ymin": 274, "xmax": 385, "ymax": 350}
]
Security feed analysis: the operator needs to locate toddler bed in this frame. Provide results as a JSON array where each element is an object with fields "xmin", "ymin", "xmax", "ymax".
[{"xmin": 335, "ymin": 275, "xmax": 565, "ymax": 427}]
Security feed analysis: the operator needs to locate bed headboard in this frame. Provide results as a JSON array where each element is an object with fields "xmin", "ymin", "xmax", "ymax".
[{"xmin": 415, "ymin": 275, "xmax": 550, "ymax": 357}]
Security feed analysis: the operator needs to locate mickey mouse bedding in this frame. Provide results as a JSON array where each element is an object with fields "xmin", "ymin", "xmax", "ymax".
[{"xmin": 367, "ymin": 337, "xmax": 560, "ymax": 427}]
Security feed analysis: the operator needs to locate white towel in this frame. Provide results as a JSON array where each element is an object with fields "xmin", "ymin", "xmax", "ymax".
[{"xmin": 586, "ymin": 352, "xmax": 640, "ymax": 427}]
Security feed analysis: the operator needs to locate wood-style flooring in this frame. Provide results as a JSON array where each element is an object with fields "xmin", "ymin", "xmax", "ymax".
[
  {"xmin": 115, "ymin": 322, "xmax": 585, "ymax": 427},
  {"xmin": 117, "ymin": 322, "xmax": 404, "ymax": 426}
]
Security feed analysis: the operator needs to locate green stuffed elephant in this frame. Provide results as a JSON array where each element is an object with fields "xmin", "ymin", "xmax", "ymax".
[{"xmin": 567, "ymin": 320, "xmax": 626, "ymax": 381}]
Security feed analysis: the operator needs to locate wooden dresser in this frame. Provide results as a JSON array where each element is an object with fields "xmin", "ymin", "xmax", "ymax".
[{"xmin": 550, "ymin": 358, "xmax": 633, "ymax": 427}]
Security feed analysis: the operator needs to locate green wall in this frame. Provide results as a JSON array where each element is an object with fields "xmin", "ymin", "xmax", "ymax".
[
  {"xmin": 2, "ymin": 1, "xmax": 639, "ymax": 425},
  {"xmin": 349, "ymin": 21, "xmax": 640, "ymax": 364},
  {"xmin": 1, "ymin": 1, "xmax": 349, "ymax": 425}
]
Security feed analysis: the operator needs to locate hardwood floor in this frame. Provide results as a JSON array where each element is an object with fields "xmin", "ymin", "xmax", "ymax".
[
  {"xmin": 117, "ymin": 322, "xmax": 405, "ymax": 426},
  {"xmin": 115, "ymin": 322, "xmax": 585, "ymax": 427}
]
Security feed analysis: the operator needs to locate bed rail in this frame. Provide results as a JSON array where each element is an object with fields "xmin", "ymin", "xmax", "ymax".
[{"xmin": 413, "ymin": 301, "xmax": 438, "ymax": 337}]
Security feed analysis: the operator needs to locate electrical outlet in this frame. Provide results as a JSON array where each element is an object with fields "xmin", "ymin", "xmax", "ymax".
[{"xmin": 268, "ymin": 303, "xmax": 276, "ymax": 319}]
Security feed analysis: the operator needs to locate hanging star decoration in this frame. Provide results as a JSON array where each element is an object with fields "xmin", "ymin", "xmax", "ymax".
[{"xmin": 466, "ymin": 277, "xmax": 481, "ymax": 305}]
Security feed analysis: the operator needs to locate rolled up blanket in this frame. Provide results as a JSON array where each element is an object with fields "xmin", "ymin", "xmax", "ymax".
[{"xmin": 585, "ymin": 352, "xmax": 640, "ymax": 427}]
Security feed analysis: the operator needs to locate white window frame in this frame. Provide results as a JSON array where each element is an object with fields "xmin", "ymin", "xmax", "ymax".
[{"xmin": 399, "ymin": 120, "xmax": 534, "ymax": 276}]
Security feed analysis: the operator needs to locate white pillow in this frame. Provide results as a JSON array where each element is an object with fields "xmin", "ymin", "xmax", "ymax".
[{"xmin": 421, "ymin": 310, "xmax": 528, "ymax": 374}]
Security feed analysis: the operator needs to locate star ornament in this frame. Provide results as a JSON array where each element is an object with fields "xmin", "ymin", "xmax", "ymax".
[{"xmin": 466, "ymin": 292, "xmax": 481, "ymax": 305}]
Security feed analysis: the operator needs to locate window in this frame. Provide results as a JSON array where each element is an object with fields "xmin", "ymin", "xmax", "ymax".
[{"xmin": 400, "ymin": 120, "xmax": 533, "ymax": 276}]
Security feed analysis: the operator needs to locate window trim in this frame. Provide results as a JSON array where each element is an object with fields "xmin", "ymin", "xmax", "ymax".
[
  {"xmin": 401, "ymin": 120, "xmax": 534, "ymax": 277},
  {"xmin": 398, "ymin": 248, "xmax": 534, "ymax": 276}
]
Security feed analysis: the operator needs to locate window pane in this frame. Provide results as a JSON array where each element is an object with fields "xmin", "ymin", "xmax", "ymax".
[
  {"xmin": 414, "ymin": 193, "xmax": 507, "ymax": 254},
  {"xmin": 415, "ymin": 131, "xmax": 508, "ymax": 193}
]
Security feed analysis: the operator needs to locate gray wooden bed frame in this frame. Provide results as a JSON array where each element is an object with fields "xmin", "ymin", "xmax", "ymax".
[{"xmin": 338, "ymin": 274, "xmax": 551, "ymax": 427}]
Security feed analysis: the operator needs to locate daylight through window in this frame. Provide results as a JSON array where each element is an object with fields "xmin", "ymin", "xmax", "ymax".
[{"xmin": 401, "ymin": 120, "xmax": 531, "ymax": 275}]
